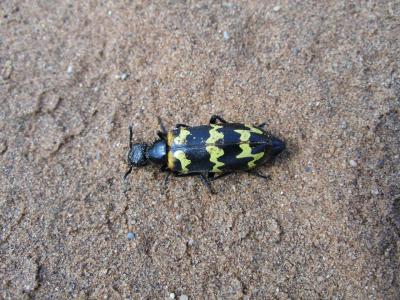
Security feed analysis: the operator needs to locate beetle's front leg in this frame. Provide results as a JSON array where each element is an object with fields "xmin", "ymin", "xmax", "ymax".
[
  {"xmin": 163, "ymin": 172, "xmax": 171, "ymax": 188},
  {"xmin": 157, "ymin": 116, "xmax": 167, "ymax": 135},
  {"xmin": 175, "ymin": 123, "xmax": 189, "ymax": 129},
  {"xmin": 157, "ymin": 131, "xmax": 167, "ymax": 140},
  {"xmin": 159, "ymin": 165, "xmax": 171, "ymax": 190}
]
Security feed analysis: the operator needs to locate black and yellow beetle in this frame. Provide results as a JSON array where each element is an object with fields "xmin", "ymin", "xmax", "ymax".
[{"xmin": 124, "ymin": 115, "xmax": 285, "ymax": 193}]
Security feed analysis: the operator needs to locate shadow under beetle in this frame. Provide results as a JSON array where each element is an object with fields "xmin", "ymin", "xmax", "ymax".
[{"xmin": 124, "ymin": 115, "xmax": 285, "ymax": 193}]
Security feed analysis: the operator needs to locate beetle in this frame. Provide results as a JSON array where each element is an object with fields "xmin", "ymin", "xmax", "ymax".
[{"xmin": 124, "ymin": 115, "xmax": 285, "ymax": 193}]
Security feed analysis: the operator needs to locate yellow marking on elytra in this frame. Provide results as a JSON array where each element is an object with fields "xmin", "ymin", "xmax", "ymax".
[
  {"xmin": 174, "ymin": 128, "xmax": 190, "ymax": 145},
  {"xmin": 167, "ymin": 131, "xmax": 174, "ymax": 147},
  {"xmin": 236, "ymin": 144, "xmax": 265, "ymax": 169},
  {"xmin": 206, "ymin": 124, "xmax": 225, "ymax": 172},
  {"xmin": 246, "ymin": 124, "xmax": 263, "ymax": 134},
  {"xmin": 235, "ymin": 126, "xmax": 263, "ymax": 142},
  {"xmin": 206, "ymin": 124, "xmax": 224, "ymax": 144},
  {"xmin": 234, "ymin": 129, "xmax": 251, "ymax": 142},
  {"xmin": 235, "ymin": 128, "xmax": 264, "ymax": 169},
  {"xmin": 167, "ymin": 151, "xmax": 175, "ymax": 170},
  {"xmin": 206, "ymin": 146, "xmax": 224, "ymax": 173},
  {"xmin": 174, "ymin": 150, "xmax": 191, "ymax": 173}
]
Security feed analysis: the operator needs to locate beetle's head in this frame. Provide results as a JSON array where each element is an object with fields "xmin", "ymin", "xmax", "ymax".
[
  {"xmin": 128, "ymin": 143, "xmax": 148, "ymax": 167},
  {"xmin": 124, "ymin": 126, "xmax": 149, "ymax": 179}
]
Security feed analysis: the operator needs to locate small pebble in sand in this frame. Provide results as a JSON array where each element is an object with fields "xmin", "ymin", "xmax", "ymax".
[
  {"xmin": 273, "ymin": 5, "xmax": 281, "ymax": 12},
  {"xmin": 223, "ymin": 31, "xmax": 230, "ymax": 40},
  {"xmin": 349, "ymin": 160, "xmax": 357, "ymax": 167},
  {"xmin": 169, "ymin": 293, "xmax": 175, "ymax": 299},
  {"xmin": 292, "ymin": 47, "xmax": 301, "ymax": 55},
  {"xmin": 115, "ymin": 72, "xmax": 129, "ymax": 80},
  {"xmin": 371, "ymin": 189, "xmax": 379, "ymax": 196},
  {"xmin": 376, "ymin": 159, "xmax": 385, "ymax": 168},
  {"xmin": 1, "ymin": 60, "xmax": 13, "ymax": 79},
  {"xmin": 0, "ymin": 140, "xmax": 7, "ymax": 155},
  {"xmin": 67, "ymin": 64, "xmax": 73, "ymax": 75},
  {"xmin": 179, "ymin": 295, "xmax": 188, "ymax": 300},
  {"xmin": 340, "ymin": 121, "xmax": 348, "ymax": 129},
  {"xmin": 127, "ymin": 232, "xmax": 136, "ymax": 240},
  {"xmin": 120, "ymin": 73, "xmax": 129, "ymax": 80}
]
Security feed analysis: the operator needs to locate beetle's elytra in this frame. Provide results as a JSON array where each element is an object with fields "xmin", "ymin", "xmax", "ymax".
[{"xmin": 124, "ymin": 115, "xmax": 285, "ymax": 193}]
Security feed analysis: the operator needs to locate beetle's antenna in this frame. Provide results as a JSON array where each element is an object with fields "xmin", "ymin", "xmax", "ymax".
[
  {"xmin": 124, "ymin": 166, "xmax": 133, "ymax": 179},
  {"xmin": 129, "ymin": 125, "xmax": 133, "ymax": 149}
]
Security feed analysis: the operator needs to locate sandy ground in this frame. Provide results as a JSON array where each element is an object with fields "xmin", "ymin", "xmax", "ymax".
[{"xmin": 1, "ymin": 0, "xmax": 399, "ymax": 299}]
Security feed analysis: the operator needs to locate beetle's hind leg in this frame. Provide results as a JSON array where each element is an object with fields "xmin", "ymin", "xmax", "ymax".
[
  {"xmin": 210, "ymin": 115, "xmax": 228, "ymax": 124},
  {"xmin": 247, "ymin": 170, "xmax": 270, "ymax": 180},
  {"xmin": 209, "ymin": 172, "xmax": 234, "ymax": 181},
  {"xmin": 256, "ymin": 122, "xmax": 267, "ymax": 129}
]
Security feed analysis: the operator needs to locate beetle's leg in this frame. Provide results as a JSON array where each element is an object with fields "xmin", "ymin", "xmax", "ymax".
[
  {"xmin": 163, "ymin": 172, "xmax": 171, "ymax": 187},
  {"xmin": 210, "ymin": 115, "xmax": 228, "ymax": 124},
  {"xmin": 256, "ymin": 122, "xmax": 267, "ymax": 129},
  {"xmin": 173, "ymin": 172, "xmax": 216, "ymax": 194},
  {"xmin": 157, "ymin": 131, "xmax": 167, "ymax": 140},
  {"xmin": 247, "ymin": 170, "xmax": 270, "ymax": 180},
  {"xmin": 157, "ymin": 116, "xmax": 167, "ymax": 135},
  {"xmin": 124, "ymin": 166, "xmax": 133, "ymax": 180},
  {"xmin": 173, "ymin": 172, "xmax": 196, "ymax": 177},
  {"xmin": 209, "ymin": 172, "xmax": 234, "ymax": 181},
  {"xmin": 175, "ymin": 123, "xmax": 189, "ymax": 128},
  {"xmin": 198, "ymin": 173, "xmax": 216, "ymax": 194},
  {"xmin": 124, "ymin": 126, "xmax": 134, "ymax": 180},
  {"xmin": 160, "ymin": 164, "xmax": 168, "ymax": 172}
]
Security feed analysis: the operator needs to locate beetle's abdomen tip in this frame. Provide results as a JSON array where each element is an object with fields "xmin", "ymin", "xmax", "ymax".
[{"xmin": 271, "ymin": 137, "xmax": 285, "ymax": 156}]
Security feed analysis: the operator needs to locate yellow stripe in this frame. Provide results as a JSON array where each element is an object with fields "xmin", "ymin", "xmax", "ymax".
[
  {"xmin": 206, "ymin": 124, "xmax": 224, "ymax": 172},
  {"xmin": 174, "ymin": 128, "xmax": 190, "ymax": 144},
  {"xmin": 167, "ymin": 131, "xmax": 174, "ymax": 147},
  {"xmin": 234, "ymin": 129, "xmax": 251, "ymax": 142},
  {"xmin": 234, "ymin": 129, "xmax": 264, "ymax": 169},
  {"xmin": 167, "ymin": 151, "xmax": 174, "ymax": 170},
  {"xmin": 206, "ymin": 146, "xmax": 224, "ymax": 173},
  {"xmin": 174, "ymin": 150, "xmax": 191, "ymax": 173},
  {"xmin": 246, "ymin": 124, "xmax": 263, "ymax": 134},
  {"xmin": 206, "ymin": 124, "xmax": 224, "ymax": 144},
  {"xmin": 236, "ymin": 144, "xmax": 264, "ymax": 169}
]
